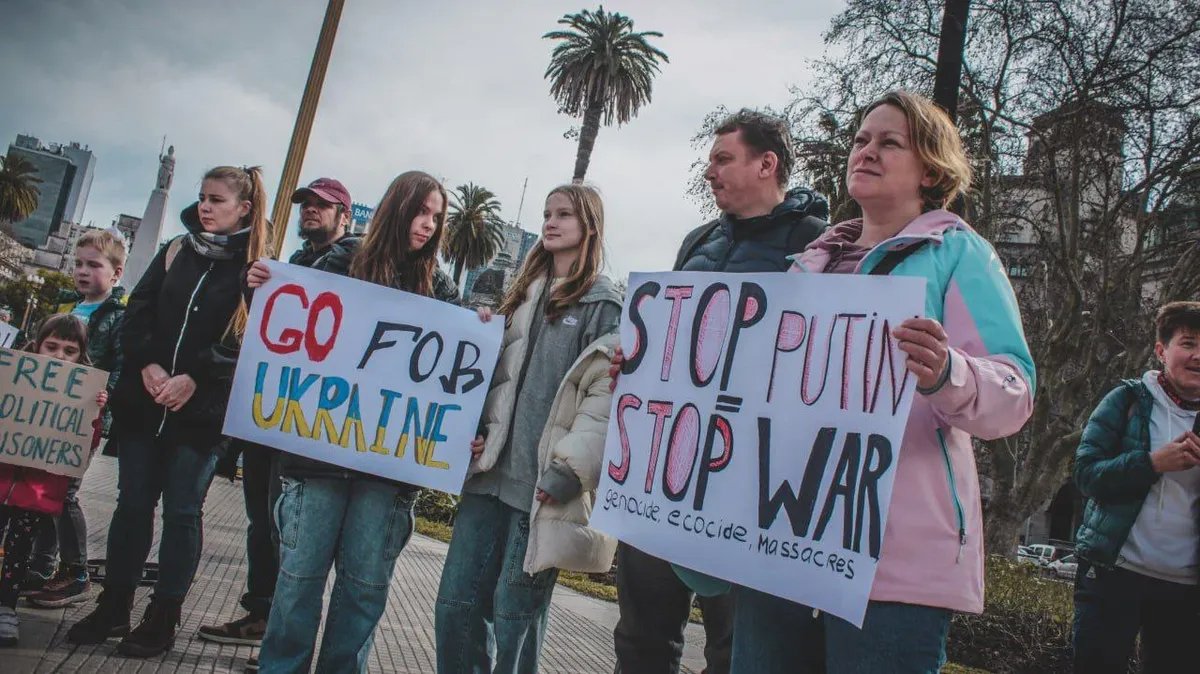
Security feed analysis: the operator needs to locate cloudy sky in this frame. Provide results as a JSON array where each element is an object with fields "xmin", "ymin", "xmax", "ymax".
[{"xmin": 1, "ymin": 0, "xmax": 844, "ymax": 281}]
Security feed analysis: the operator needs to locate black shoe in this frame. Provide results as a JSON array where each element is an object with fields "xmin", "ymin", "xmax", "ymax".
[
  {"xmin": 66, "ymin": 587, "xmax": 133, "ymax": 644},
  {"xmin": 117, "ymin": 597, "xmax": 181, "ymax": 658}
]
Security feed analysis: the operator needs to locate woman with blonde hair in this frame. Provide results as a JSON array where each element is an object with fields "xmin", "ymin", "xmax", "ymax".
[
  {"xmin": 729, "ymin": 91, "xmax": 1036, "ymax": 672},
  {"xmin": 435, "ymin": 183, "xmax": 623, "ymax": 673},
  {"xmin": 247, "ymin": 170, "xmax": 458, "ymax": 673},
  {"xmin": 68, "ymin": 166, "xmax": 271, "ymax": 658}
]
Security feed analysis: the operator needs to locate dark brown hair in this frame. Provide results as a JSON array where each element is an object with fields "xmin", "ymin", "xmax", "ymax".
[
  {"xmin": 714, "ymin": 109, "xmax": 795, "ymax": 187},
  {"xmin": 349, "ymin": 171, "xmax": 447, "ymax": 296},
  {"xmin": 498, "ymin": 184, "xmax": 605, "ymax": 322},
  {"xmin": 1156, "ymin": 301, "xmax": 1200, "ymax": 344},
  {"xmin": 28, "ymin": 313, "xmax": 91, "ymax": 365}
]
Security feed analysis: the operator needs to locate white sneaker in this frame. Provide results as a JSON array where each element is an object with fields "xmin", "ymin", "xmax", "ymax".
[{"xmin": 0, "ymin": 606, "xmax": 19, "ymax": 647}]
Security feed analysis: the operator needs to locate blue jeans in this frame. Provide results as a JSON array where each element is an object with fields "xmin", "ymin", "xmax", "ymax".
[
  {"xmin": 103, "ymin": 431, "xmax": 220, "ymax": 600},
  {"xmin": 435, "ymin": 493, "xmax": 560, "ymax": 674},
  {"xmin": 258, "ymin": 477, "xmax": 416, "ymax": 674},
  {"xmin": 731, "ymin": 587, "xmax": 951, "ymax": 673}
]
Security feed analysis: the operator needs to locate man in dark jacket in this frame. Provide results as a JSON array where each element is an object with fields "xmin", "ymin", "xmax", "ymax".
[
  {"xmin": 197, "ymin": 177, "xmax": 357, "ymax": 650},
  {"xmin": 613, "ymin": 109, "xmax": 827, "ymax": 674}
]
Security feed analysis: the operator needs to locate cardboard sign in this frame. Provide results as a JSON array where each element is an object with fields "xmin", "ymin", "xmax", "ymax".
[
  {"xmin": 223, "ymin": 261, "xmax": 503, "ymax": 494},
  {"xmin": 0, "ymin": 322, "xmax": 18, "ymax": 348},
  {"xmin": 590, "ymin": 271, "xmax": 926, "ymax": 626},
  {"xmin": 0, "ymin": 348, "xmax": 106, "ymax": 478}
]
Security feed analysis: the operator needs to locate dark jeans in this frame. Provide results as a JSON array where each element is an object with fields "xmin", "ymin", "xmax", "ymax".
[
  {"xmin": 240, "ymin": 442, "xmax": 280, "ymax": 618},
  {"xmin": 613, "ymin": 542, "xmax": 735, "ymax": 674},
  {"xmin": 435, "ymin": 493, "xmax": 560, "ymax": 674},
  {"xmin": 730, "ymin": 587, "xmax": 950, "ymax": 673},
  {"xmin": 1073, "ymin": 559, "xmax": 1200, "ymax": 673},
  {"xmin": 103, "ymin": 431, "xmax": 221, "ymax": 600},
  {"xmin": 30, "ymin": 477, "xmax": 88, "ymax": 575}
]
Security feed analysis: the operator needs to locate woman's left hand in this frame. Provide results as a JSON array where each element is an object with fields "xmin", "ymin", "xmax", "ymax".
[
  {"xmin": 535, "ymin": 489, "xmax": 558, "ymax": 506},
  {"xmin": 154, "ymin": 374, "xmax": 197, "ymax": 411},
  {"xmin": 894, "ymin": 318, "xmax": 950, "ymax": 390}
]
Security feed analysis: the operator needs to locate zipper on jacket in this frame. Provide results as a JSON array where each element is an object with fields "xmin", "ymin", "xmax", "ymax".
[
  {"xmin": 936, "ymin": 428, "xmax": 967, "ymax": 562},
  {"xmin": 158, "ymin": 262, "xmax": 213, "ymax": 436}
]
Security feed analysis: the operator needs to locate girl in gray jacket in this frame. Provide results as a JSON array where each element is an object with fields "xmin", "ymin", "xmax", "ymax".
[{"xmin": 435, "ymin": 184, "xmax": 622, "ymax": 674}]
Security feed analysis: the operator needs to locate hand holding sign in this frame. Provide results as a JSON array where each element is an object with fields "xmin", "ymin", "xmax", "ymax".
[
  {"xmin": 894, "ymin": 318, "xmax": 950, "ymax": 389},
  {"xmin": 590, "ymin": 271, "xmax": 925, "ymax": 627}
]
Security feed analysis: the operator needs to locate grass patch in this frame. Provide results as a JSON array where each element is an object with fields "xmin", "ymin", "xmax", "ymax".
[{"xmin": 416, "ymin": 516, "xmax": 453, "ymax": 543}]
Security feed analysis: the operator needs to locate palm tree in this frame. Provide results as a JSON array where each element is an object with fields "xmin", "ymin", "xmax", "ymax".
[
  {"xmin": 544, "ymin": 6, "xmax": 669, "ymax": 182},
  {"xmin": 0, "ymin": 154, "xmax": 42, "ymax": 233},
  {"xmin": 443, "ymin": 183, "xmax": 506, "ymax": 285}
]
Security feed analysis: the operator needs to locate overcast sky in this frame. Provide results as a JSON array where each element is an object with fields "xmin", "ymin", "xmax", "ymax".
[{"xmin": 1, "ymin": 0, "xmax": 844, "ymax": 280}]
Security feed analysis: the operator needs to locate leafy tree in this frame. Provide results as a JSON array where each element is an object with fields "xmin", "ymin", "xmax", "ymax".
[
  {"xmin": 544, "ymin": 6, "xmax": 669, "ymax": 182},
  {"xmin": 0, "ymin": 270, "xmax": 75, "ymax": 340},
  {"xmin": 443, "ymin": 183, "xmax": 506, "ymax": 285},
  {"xmin": 0, "ymin": 154, "xmax": 42, "ymax": 236}
]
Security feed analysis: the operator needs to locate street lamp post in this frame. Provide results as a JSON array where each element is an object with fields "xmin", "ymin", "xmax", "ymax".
[
  {"xmin": 268, "ymin": 0, "xmax": 347, "ymax": 258},
  {"xmin": 19, "ymin": 272, "xmax": 45, "ymax": 333}
]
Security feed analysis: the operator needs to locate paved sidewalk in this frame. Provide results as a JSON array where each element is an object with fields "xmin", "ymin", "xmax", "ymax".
[{"xmin": 8, "ymin": 456, "xmax": 706, "ymax": 673}]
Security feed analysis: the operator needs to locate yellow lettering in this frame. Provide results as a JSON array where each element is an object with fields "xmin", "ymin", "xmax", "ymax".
[
  {"xmin": 252, "ymin": 393, "xmax": 285, "ymax": 429},
  {"xmin": 395, "ymin": 433, "xmax": 408, "ymax": 459},
  {"xmin": 314, "ymin": 409, "xmax": 340, "ymax": 444},
  {"xmin": 282, "ymin": 400, "xmax": 313, "ymax": 438},
  {"xmin": 369, "ymin": 426, "xmax": 390, "ymax": 455},
  {"xmin": 339, "ymin": 417, "xmax": 369, "ymax": 453}
]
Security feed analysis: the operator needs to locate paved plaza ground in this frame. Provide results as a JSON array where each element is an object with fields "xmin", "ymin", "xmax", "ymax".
[{"xmin": 8, "ymin": 455, "xmax": 704, "ymax": 673}]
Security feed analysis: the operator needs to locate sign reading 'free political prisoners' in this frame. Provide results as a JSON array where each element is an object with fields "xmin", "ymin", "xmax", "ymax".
[
  {"xmin": 223, "ymin": 262, "xmax": 503, "ymax": 495},
  {"xmin": 0, "ymin": 321, "xmax": 18, "ymax": 347},
  {"xmin": 0, "ymin": 348, "xmax": 107, "ymax": 478},
  {"xmin": 590, "ymin": 271, "xmax": 926, "ymax": 627}
]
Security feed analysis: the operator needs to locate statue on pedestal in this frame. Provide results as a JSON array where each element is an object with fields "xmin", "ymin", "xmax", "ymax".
[{"xmin": 156, "ymin": 145, "xmax": 175, "ymax": 191}]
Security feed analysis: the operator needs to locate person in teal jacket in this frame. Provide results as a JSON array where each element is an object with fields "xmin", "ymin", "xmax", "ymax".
[{"xmin": 1072, "ymin": 301, "xmax": 1200, "ymax": 673}]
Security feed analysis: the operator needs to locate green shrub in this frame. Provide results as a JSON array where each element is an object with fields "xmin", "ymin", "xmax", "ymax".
[
  {"xmin": 947, "ymin": 556, "xmax": 1072, "ymax": 673},
  {"xmin": 415, "ymin": 490, "xmax": 460, "ymax": 525}
]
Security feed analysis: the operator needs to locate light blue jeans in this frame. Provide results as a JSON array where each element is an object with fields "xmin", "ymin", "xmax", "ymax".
[
  {"xmin": 257, "ymin": 477, "xmax": 416, "ymax": 674},
  {"xmin": 731, "ymin": 586, "xmax": 951, "ymax": 674},
  {"xmin": 434, "ymin": 493, "xmax": 560, "ymax": 674}
]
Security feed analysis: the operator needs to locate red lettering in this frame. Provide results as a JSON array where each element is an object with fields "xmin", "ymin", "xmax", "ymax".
[
  {"xmin": 258, "ymin": 283, "xmax": 342, "ymax": 362},
  {"xmin": 260, "ymin": 284, "xmax": 309, "ymax": 355},
  {"xmin": 305, "ymin": 292, "xmax": 343, "ymax": 362}
]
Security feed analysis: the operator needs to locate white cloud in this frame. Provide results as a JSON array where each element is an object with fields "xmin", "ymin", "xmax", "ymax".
[{"xmin": 1, "ymin": 0, "xmax": 845, "ymax": 279}]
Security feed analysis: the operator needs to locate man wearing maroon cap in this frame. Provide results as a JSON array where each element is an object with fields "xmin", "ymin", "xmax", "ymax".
[{"xmin": 197, "ymin": 177, "xmax": 356, "ymax": 660}]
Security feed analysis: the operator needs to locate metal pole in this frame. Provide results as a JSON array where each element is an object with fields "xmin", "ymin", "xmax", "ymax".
[{"xmin": 268, "ymin": 0, "xmax": 347, "ymax": 258}]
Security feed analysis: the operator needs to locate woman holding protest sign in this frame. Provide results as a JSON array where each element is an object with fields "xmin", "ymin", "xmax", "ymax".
[
  {"xmin": 246, "ymin": 170, "xmax": 458, "ymax": 674},
  {"xmin": 67, "ymin": 166, "xmax": 271, "ymax": 657},
  {"xmin": 434, "ymin": 183, "xmax": 622, "ymax": 674},
  {"xmin": 0, "ymin": 314, "xmax": 106, "ymax": 647},
  {"xmin": 723, "ymin": 91, "xmax": 1035, "ymax": 672}
]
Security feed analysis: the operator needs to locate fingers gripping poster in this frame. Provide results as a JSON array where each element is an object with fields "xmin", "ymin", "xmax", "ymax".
[
  {"xmin": 590, "ymin": 271, "xmax": 926, "ymax": 626},
  {"xmin": 224, "ymin": 261, "xmax": 503, "ymax": 494}
]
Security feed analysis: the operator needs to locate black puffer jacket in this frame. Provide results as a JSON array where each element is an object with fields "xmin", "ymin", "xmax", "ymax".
[
  {"xmin": 111, "ymin": 203, "xmax": 247, "ymax": 449},
  {"xmin": 674, "ymin": 187, "xmax": 828, "ymax": 272},
  {"xmin": 276, "ymin": 237, "xmax": 460, "ymax": 484}
]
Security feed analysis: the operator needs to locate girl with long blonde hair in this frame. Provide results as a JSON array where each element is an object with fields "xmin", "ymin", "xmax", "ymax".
[{"xmin": 435, "ymin": 184, "xmax": 623, "ymax": 673}]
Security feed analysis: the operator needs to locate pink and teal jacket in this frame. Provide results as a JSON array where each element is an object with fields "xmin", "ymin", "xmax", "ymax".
[{"xmin": 790, "ymin": 209, "xmax": 1035, "ymax": 614}]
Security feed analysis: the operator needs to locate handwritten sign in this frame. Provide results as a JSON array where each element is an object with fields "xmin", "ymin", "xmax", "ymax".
[
  {"xmin": 0, "ymin": 322, "xmax": 17, "ymax": 348},
  {"xmin": 590, "ymin": 271, "xmax": 925, "ymax": 626},
  {"xmin": 0, "ymin": 348, "xmax": 106, "ymax": 478},
  {"xmin": 223, "ymin": 261, "xmax": 503, "ymax": 494}
]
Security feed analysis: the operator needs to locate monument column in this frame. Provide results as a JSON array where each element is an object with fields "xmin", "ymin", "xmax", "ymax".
[{"xmin": 123, "ymin": 145, "xmax": 174, "ymax": 290}]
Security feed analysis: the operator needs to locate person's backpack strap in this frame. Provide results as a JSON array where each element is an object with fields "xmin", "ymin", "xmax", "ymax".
[
  {"xmin": 164, "ymin": 236, "xmax": 185, "ymax": 273},
  {"xmin": 868, "ymin": 240, "xmax": 931, "ymax": 276}
]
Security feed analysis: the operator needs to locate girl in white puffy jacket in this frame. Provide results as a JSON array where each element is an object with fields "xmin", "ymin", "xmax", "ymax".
[{"xmin": 435, "ymin": 184, "xmax": 623, "ymax": 674}]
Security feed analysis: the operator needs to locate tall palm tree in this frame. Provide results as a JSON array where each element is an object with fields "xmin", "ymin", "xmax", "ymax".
[
  {"xmin": 544, "ymin": 6, "xmax": 668, "ymax": 182},
  {"xmin": 443, "ymin": 183, "xmax": 506, "ymax": 285},
  {"xmin": 0, "ymin": 154, "xmax": 42, "ymax": 232}
]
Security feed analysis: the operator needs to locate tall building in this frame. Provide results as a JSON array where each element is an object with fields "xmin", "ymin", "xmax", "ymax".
[
  {"xmin": 7, "ymin": 135, "xmax": 94, "ymax": 248},
  {"xmin": 112, "ymin": 214, "xmax": 142, "ymax": 242},
  {"xmin": 462, "ymin": 223, "xmax": 539, "ymax": 306}
]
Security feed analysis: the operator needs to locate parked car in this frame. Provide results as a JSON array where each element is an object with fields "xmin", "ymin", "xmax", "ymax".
[
  {"xmin": 1017, "ymin": 543, "xmax": 1073, "ymax": 567},
  {"xmin": 1048, "ymin": 554, "xmax": 1078, "ymax": 580}
]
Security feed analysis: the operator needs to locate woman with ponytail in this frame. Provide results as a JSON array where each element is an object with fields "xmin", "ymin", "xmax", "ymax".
[{"xmin": 67, "ymin": 166, "xmax": 271, "ymax": 658}]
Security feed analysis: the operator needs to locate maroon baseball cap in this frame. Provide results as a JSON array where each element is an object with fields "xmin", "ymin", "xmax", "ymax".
[{"xmin": 292, "ymin": 177, "xmax": 352, "ymax": 212}]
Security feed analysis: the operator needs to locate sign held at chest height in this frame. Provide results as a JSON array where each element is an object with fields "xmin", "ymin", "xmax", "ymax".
[
  {"xmin": 590, "ymin": 271, "xmax": 926, "ymax": 626},
  {"xmin": 223, "ymin": 261, "xmax": 503, "ymax": 494},
  {"xmin": 0, "ymin": 348, "xmax": 106, "ymax": 478}
]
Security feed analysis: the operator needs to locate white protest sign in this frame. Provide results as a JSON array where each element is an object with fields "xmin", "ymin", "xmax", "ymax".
[
  {"xmin": 223, "ymin": 261, "xmax": 503, "ymax": 494},
  {"xmin": 0, "ymin": 322, "xmax": 18, "ymax": 347},
  {"xmin": 0, "ymin": 348, "xmax": 106, "ymax": 478},
  {"xmin": 590, "ymin": 271, "xmax": 925, "ymax": 626}
]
